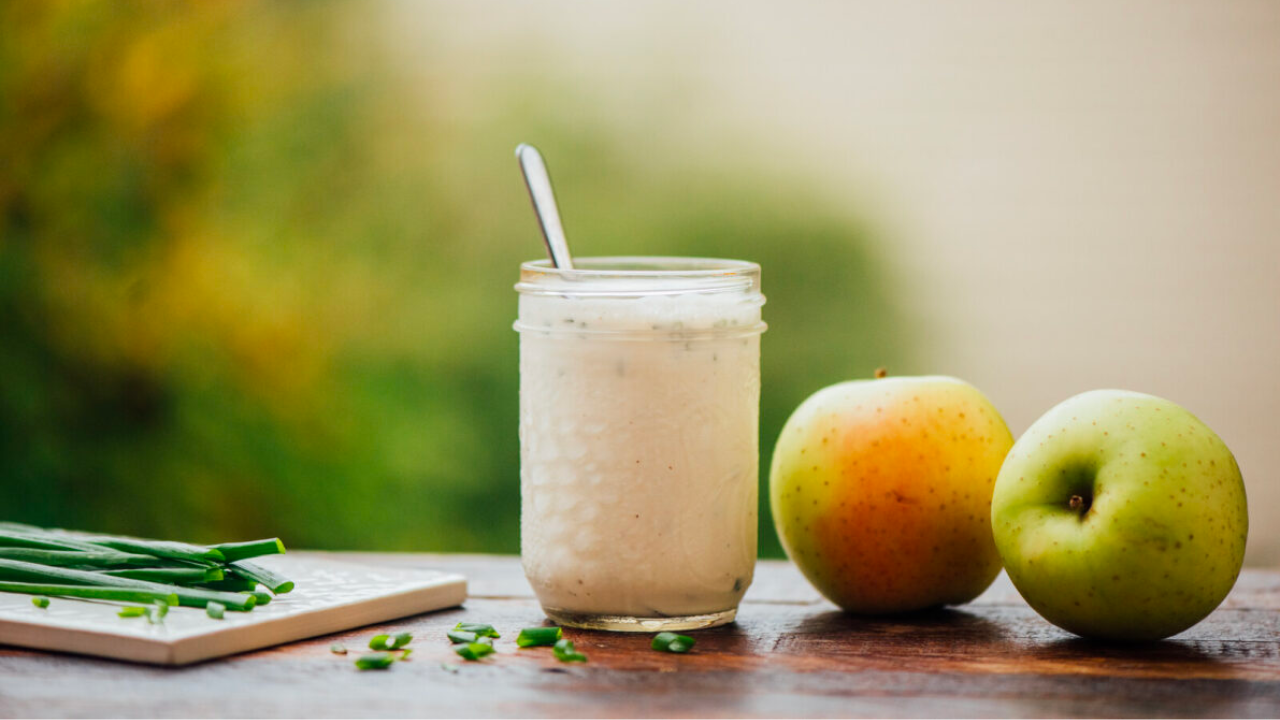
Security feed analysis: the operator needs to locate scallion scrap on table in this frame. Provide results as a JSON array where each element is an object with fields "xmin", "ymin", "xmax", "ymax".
[
  {"xmin": 206, "ymin": 601, "xmax": 226, "ymax": 619},
  {"xmin": 447, "ymin": 630, "xmax": 478, "ymax": 644},
  {"xmin": 552, "ymin": 638, "xmax": 587, "ymax": 663},
  {"xmin": 453, "ymin": 642, "xmax": 495, "ymax": 661},
  {"xmin": 118, "ymin": 606, "xmax": 147, "ymax": 618},
  {"xmin": 651, "ymin": 632, "xmax": 695, "ymax": 653},
  {"xmin": 355, "ymin": 652, "xmax": 396, "ymax": 670},
  {"xmin": 146, "ymin": 599, "xmax": 170, "ymax": 624},
  {"xmin": 516, "ymin": 626, "xmax": 563, "ymax": 648},
  {"xmin": 369, "ymin": 632, "xmax": 413, "ymax": 651},
  {"xmin": 453, "ymin": 622, "xmax": 499, "ymax": 638},
  {"xmin": 31, "ymin": 596, "xmax": 49, "ymax": 609},
  {"xmin": 0, "ymin": 523, "xmax": 293, "ymax": 619}
]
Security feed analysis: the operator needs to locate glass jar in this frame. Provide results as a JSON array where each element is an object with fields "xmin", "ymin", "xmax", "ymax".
[{"xmin": 514, "ymin": 256, "xmax": 767, "ymax": 631}]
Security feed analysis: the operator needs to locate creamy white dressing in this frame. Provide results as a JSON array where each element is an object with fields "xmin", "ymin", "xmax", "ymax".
[{"xmin": 516, "ymin": 258, "xmax": 764, "ymax": 628}]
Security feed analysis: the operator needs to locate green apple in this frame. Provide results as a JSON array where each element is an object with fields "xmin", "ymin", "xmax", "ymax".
[
  {"xmin": 992, "ymin": 390, "xmax": 1248, "ymax": 641},
  {"xmin": 771, "ymin": 374, "xmax": 1013, "ymax": 614}
]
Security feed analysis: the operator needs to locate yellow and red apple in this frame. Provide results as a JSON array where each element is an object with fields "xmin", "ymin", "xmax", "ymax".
[{"xmin": 770, "ymin": 374, "xmax": 1013, "ymax": 613}]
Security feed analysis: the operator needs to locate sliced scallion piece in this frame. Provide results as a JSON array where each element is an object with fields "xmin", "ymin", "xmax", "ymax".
[
  {"xmin": 447, "ymin": 630, "xmax": 478, "ymax": 644},
  {"xmin": 330, "ymin": 643, "xmax": 347, "ymax": 655},
  {"xmin": 369, "ymin": 632, "xmax": 412, "ymax": 650},
  {"xmin": 80, "ymin": 537, "xmax": 224, "ymax": 565},
  {"xmin": 354, "ymin": 652, "xmax": 395, "ymax": 670},
  {"xmin": 209, "ymin": 538, "xmax": 286, "ymax": 563},
  {"xmin": 228, "ymin": 561, "xmax": 293, "ymax": 594},
  {"xmin": 453, "ymin": 642, "xmax": 494, "ymax": 661},
  {"xmin": 98, "ymin": 567, "xmax": 221, "ymax": 584},
  {"xmin": 453, "ymin": 622, "xmax": 499, "ymax": 638},
  {"xmin": 0, "ymin": 559, "xmax": 256, "ymax": 611},
  {"xmin": 198, "ymin": 578, "xmax": 258, "ymax": 593},
  {"xmin": 552, "ymin": 638, "xmax": 588, "ymax": 663},
  {"xmin": 0, "ymin": 549, "xmax": 160, "ymax": 568},
  {"xmin": 516, "ymin": 626, "xmax": 563, "ymax": 648},
  {"xmin": 651, "ymin": 632, "xmax": 696, "ymax": 653},
  {"xmin": 146, "ymin": 600, "xmax": 169, "ymax": 624},
  {"xmin": 0, "ymin": 581, "xmax": 178, "ymax": 605},
  {"xmin": 118, "ymin": 606, "xmax": 147, "ymax": 618},
  {"xmin": 31, "ymin": 596, "xmax": 49, "ymax": 609},
  {"xmin": 206, "ymin": 601, "xmax": 226, "ymax": 619},
  {"xmin": 0, "ymin": 530, "xmax": 104, "ymax": 553}
]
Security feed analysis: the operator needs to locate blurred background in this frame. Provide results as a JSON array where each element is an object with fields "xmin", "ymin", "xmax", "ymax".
[{"xmin": 1, "ymin": 1, "xmax": 1276, "ymax": 565}]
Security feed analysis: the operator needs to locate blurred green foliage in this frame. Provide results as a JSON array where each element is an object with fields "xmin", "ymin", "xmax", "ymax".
[{"xmin": 0, "ymin": 1, "xmax": 910, "ymax": 557}]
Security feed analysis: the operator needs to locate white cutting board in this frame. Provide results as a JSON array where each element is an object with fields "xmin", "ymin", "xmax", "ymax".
[{"xmin": 0, "ymin": 555, "xmax": 466, "ymax": 665}]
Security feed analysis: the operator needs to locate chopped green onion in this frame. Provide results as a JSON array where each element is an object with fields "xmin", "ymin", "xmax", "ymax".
[
  {"xmin": 399, "ymin": 648, "xmax": 413, "ymax": 660},
  {"xmin": 31, "ymin": 596, "xmax": 49, "ymax": 609},
  {"xmin": 0, "ymin": 527, "xmax": 295, "ymax": 612},
  {"xmin": 0, "ymin": 559, "xmax": 255, "ymax": 611},
  {"xmin": 354, "ymin": 652, "xmax": 395, "ymax": 670},
  {"xmin": 146, "ymin": 600, "xmax": 169, "ymax": 624},
  {"xmin": 209, "ymin": 538, "xmax": 286, "ymax": 563},
  {"xmin": 516, "ymin": 626, "xmax": 563, "ymax": 648},
  {"xmin": 229, "ymin": 561, "xmax": 293, "ymax": 594},
  {"xmin": 0, "ymin": 549, "xmax": 161, "ymax": 568},
  {"xmin": 440, "ymin": 663, "xmax": 459, "ymax": 673},
  {"xmin": 447, "ymin": 630, "xmax": 478, "ymax": 644},
  {"xmin": 81, "ymin": 537, "xmax": 224, "ymax": 565},
  {"xmin": 330, "ymin": 643, "xmax": 347, "ymax": 655},
  {"xmin": 453, "ymin": 642, "xmax": 495, "ymax": 661},
  {"xmin": 0, "ymin": 581, "xmax": 179, "ymax": 605},
  {"xmin": 167, "ymin": 586, "xmax": 256, "ymax": 612},
  {"xmin": 453, "ymin": 622, "xmax": 499, "ymax": 638},
  {"xmin": 553, "ymin": 638, "xmax": 588, "ymax": 663},
  {"xmin": 370, "ymin": 632, "xmax": 412, "ymax": 650},
  {"xmin": 651, "ymin": 632, "xmax": 696, "ymax": 653},
  {"xmin": 198, "ymin": 578, "xmax": 259, "ymax": 593},
  {"xmin": 0, "ymin": 530, "xmax": 105, "ymax": 553},
  {"xmin": 98, "ymin": 567, "xmax": 220, "ymax": 584},
  {"xmin": 118, "ymin": 606, "xmax": 147, "ymax": 618},
  {"xmin": 206, "ymin": 601, "xmax": 226, "ymax": 619}
]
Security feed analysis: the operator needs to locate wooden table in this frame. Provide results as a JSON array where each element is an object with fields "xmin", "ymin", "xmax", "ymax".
[{"xmin": 1, "ymin": 553, "xmax": 1277, "ymax": 718}]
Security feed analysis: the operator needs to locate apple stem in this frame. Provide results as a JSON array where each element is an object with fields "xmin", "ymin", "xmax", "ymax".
[
  {"xmin": 874, "ymin": 367, "xmax": 887, "ymax": 379},
  {"xmin": 1069, "ymin": 495, "xmax": 1085, "ymax": 511}
]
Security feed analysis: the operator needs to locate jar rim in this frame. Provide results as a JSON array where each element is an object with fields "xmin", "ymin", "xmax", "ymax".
[
  {"xmin": 517, "ymin": 256, "xmax": 761, "ymax": 297},
  {"xmin": 520, "ymin": 256, "xmax": 760, "ymax": 278}
]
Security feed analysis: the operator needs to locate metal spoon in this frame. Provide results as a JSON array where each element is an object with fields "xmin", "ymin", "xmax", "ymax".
[{"xmin": 515, "ymin": 143, "xmax": 575, "ymax": 269}]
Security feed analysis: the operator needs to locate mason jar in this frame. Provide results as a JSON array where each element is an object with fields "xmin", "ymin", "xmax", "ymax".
[{"xmin": 514, "ymin": 256, "xmax": 767, "ymax": 631}]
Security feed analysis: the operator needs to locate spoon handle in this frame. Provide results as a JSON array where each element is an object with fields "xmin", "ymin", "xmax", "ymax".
[{"xmin": 516, "ymin": 144, "xmax": 575, "ymax": 270}]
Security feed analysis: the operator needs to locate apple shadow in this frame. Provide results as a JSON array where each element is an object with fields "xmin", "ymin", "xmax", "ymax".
[
  {"xmin": 1007, "ymin": 636, "xmax": 1259, "ymax": 717},
  {"xmin": 791, "ymin": 605, "xmax": 1011, "ymax": 645},
  {"xmin": 1029, "ymin": 634, "xmax": 1228, "ymax": 667}
]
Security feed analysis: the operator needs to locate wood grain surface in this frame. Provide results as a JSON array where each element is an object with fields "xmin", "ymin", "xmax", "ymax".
[{"xmin": 0, "ymin": 553, "xmax": 1277, "ymax": 718}]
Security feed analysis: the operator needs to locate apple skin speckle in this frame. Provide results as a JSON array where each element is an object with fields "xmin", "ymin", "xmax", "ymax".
[
  {"xmin": 991, "ymin": 389, "xmax": 1248, "ymax": 641},
  {"xmin": 769, "ymin": 375, "xmax": 1012, "ymax": 614}
]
